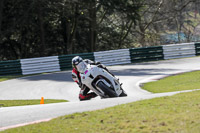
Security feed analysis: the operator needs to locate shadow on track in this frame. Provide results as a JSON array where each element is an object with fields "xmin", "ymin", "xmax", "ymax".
[
  {"xmin": 17, "ymin": 67, "xmax": 178, "ymax": 82},
  {"xmin": 18, "ymin": 71, "xmax": 73, "ymax": 82},
  {"xmin": 112, "ymin": 68, "xmax": 178, "ymax": 76}
]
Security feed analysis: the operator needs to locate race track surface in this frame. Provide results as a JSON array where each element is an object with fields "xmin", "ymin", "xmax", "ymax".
[{"xmin": 1, "ymin": 57, "xmax": 200, "ymax": 130}]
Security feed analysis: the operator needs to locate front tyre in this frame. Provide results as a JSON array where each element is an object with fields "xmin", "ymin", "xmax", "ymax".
[
  {"xmin": 119, "ymin": 89, "xmax": 127, "ymax": 97},
  {"xmin": 96, "ymin": 81, "xmax": 118, "ymax": 98}
]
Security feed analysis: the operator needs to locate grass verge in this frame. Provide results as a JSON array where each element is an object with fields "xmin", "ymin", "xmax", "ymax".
[
  {"xmin": 0, "ymin": 99, "xmax": 68, "ymax": 107},
  {"xmin": 0, "ymin": 75, "xmax": 23, "ymax": 82},
  {"xmin": 142, "ymin": 70, "xmax": 200, "ymax": 93},
  {"xmin": 1, "ymin": 90, "xmax": 200, "ymax": 133},
  {"xmin": 1, "ymin": 71, "xmax": 200, "ymax": 132}
]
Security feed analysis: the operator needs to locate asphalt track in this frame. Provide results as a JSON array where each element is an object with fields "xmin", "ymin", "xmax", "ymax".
[{"xmin": 1, "ymin": 57, "xmax": 200, "ymax": 131}]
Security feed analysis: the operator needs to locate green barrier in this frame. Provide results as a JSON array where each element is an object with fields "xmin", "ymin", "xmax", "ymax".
[
  {"xmin": 59, "ymin": 53, "xmax": 94, "ymax": 71},
  {"xmin": 0, "ymin": 60, "xmax": 22, "ymax": 76},
  {"xmin": 195, "ymin": 42, "xmax": 200, "ymax": 55},
  {"xmin": 2, "ymin": 43, "xmax": 199, "ymax": 76},
  {"xmin": 129, "ymin": 46, "xmax": 164, "ymax": 63}
]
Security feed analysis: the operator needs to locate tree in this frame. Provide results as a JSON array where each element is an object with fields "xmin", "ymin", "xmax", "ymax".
[
  {"xmin": 37, "ymin": 0, "xmax": 46, "ymax": 56},
  {"xmin": 1, "ymin": 0, "xmax": 198, "ymax": 61},
  {"xmin": 0, "ymin": 0, "xmax": 4, "ymax": 39},
  {"xmin": 97, "ymin": 0, "xmax": 143, "ymax": 50}
]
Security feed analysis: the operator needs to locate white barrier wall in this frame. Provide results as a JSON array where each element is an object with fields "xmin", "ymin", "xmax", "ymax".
[
  {"xmin": 94, "ymin": 49, "xmax": 131, "ymax": 66},
  {"xmin": 20, "ymin": 56, "xmax": 60, "ymax": 75},
  {"xmin": 1, "ymin": 42, "xmax": 199, "ymax": 76},
  {"xmin": 162, "ymin": 43, "xmax": 196, "ymax": 59}
]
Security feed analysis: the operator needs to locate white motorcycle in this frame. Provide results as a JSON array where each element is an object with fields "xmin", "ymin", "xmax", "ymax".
[{"xmin": 79, "ymin": 64, "xmax": 127, "ymax": 98}]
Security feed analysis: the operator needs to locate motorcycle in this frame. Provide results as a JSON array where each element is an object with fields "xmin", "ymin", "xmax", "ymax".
[{"xmin": 80, "ymin": 64, "xmax": 127, "ymax": 98}]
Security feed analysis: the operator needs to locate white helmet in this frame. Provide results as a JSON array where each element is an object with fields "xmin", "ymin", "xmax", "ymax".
[{"xmin": 72, "ymin": 56, "xmax": 87, "ymax": 73}]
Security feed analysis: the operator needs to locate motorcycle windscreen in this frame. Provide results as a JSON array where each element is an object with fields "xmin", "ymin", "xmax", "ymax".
[{"xmin": 76, "ymin": 61, "xmax": 87, "ymax": 73}]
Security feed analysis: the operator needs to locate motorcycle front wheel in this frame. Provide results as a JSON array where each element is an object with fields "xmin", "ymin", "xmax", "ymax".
[
  {"xmin": 96, "ymin": 81, "xmax": 118, "ymax": 98},
  {"xmin": 119, "ymin": 89, "xmax": 127, "ymax": 97}
]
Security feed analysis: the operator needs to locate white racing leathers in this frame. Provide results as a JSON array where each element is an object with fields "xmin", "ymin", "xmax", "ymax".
[{"xmin": 80, "ymin": 64, "xmax": 127, "ymax": 98}]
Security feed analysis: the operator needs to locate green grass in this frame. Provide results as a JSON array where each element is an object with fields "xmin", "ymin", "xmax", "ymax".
[
  {"xmin": 0, "ymin": 99, "xmax": 68, "ymax": 107},
  {"xmin": 1, "ymin": 71, "xmax": 200, "ymax": 132},
  {"xmin": 0, "ymin": 75, "xmax": 23, "ymax": 82},
  {"xmin": 2, "ymin": 90, "xmax": 200, "ymax": 133},
  {"xmin": 142, "ymin": 71, "xmax": 200, "ymax": 93}
]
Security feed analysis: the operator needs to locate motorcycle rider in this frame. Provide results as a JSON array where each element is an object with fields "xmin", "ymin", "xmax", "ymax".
[{"xmin": 72, "ymin": 56, "xmax": 115, "ymax": 101}]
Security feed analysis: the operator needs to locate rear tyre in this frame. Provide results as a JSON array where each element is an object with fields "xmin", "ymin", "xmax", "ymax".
[{"xmin": 96, "ymin": 81, "xmax": 118, "ymax": 97}]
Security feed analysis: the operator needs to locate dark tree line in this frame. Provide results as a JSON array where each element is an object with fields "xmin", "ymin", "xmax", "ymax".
[{"xmin": 0, "ymin": 0, "xmax": 199, "ymax": 60}]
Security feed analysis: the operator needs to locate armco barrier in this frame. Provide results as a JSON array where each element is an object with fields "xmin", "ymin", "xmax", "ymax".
[
  {"xmin": 0, "ymin": 42, "xmax": 200, "ymax": 76},
  {"xmin": 20, "ymin": 56, "xmax": 60, "ymax": 75},
  {"xmin": 0, "ymin": 60, "xmax": 22, "ymax": 76},
  {"xmin": 94, "ymin": 49, "xmax": 131, "ymax": 66},
  {"xmin": 129, "ymin": 46, "xmax": 163, "ymax": 63},
  {"xmin": 195, "ymin": 42, "xmax": 200, "ymax": 55},
  {"xmin": 162, "ymin": 43, "xmax": 196, "ymax": 59}
]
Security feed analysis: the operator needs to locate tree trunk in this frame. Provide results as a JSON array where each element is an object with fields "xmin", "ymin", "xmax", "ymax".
[
  {"xmin": 38, "ymin": 1, "xmax": 46, "ymax": 56},
  {"xmin": 139, "ymin": 22, "xmax": 146, "ymax": 47},
  {"xmin": 0, "ymin": 0, "xmax": 4, "ymax": 41},
  {"xmin": 119, "ymin": 20, "xmax": 133, "ymax": 48},
  {"xmin": 175, "ymin": 15, "xmax": 181, "ymax": 43},
  {"xmin": 69, "ymin": 4, "xmax": 79, "ymax": 54},
  {"xmin": 61, "ymin": 16, "xmax": 69, "ymax": 55},
  {"xmin": 66, "ymin": 20, "xmax": 70, "ymax": 54},
  {"xmin": 89, "ymin": 1, "xmax": 97, "ymax": 52}
]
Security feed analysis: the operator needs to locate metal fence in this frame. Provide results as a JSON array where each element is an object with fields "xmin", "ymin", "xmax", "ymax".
[
  {"xmin": 0, "ymin": 42, "xmax": 199, "ymax": 76},
  {"xmin": 94, "ymin": 49, "xmax": 131, "ymax": 66},
  {"xmin": 163, "ymin": 43, "xmax": 196, "ymax": 59},
  {"xmin": 129, "ymin": 46, "xmax": 163, "ymax": 63},
  {"xmin": 0, "ymin": 60, "xmax": 22, "ymax": 75}
]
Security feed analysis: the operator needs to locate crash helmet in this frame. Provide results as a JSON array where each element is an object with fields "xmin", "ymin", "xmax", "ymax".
[{"xmin": 72, "ymin": 56, "xmax": 87, "ymax": 73}]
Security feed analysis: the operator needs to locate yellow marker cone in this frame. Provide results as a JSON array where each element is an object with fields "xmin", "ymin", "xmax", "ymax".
[{"xmin": 40, "ymin": 97, "xmax": 44, "ymax": 104}]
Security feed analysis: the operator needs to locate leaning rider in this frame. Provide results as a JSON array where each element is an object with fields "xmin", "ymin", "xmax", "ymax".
[{"xmin": 71, "ymin": 56, "xmax": 115, "ymax": 101}]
